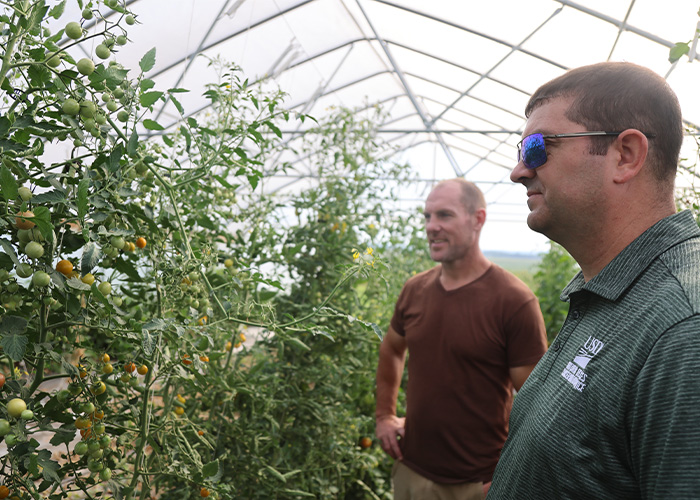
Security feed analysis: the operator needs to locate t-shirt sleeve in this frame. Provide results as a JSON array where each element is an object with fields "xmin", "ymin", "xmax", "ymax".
[
  {"xmin": 628, "ymin": 316, "xmax": 700, "ymax": 498},
  {"xmin": 390, "ymin": 284, "xmax": 409, "ymax": 337},
  {"xmin": 504, "ymin": 296, "xmax": 548, "ymax": 368}
]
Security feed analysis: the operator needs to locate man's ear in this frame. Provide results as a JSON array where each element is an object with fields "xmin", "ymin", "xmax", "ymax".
[
  {"xmin": 473, "ymin": 207, "xmax": 486, "ymax": 231},
  {"xmin": 611, "ymin": 129, "xmax": 649, "ymax": 184}
]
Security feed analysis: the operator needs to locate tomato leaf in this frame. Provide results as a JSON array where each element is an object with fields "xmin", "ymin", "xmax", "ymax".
[
  {"xmin": 0, "ymin": 315, "xmax": 27, "ymax": 336},
  {"xmin": 108, "ymin": 143, "xmax": 124, "ymax": 173},
  {"xmin": 265, "ymin": 120, "xmax": 282, "ymax": 138},
  {"xmin": 49, "ymin": 427, "xmax": 76, "ymax": 447},
  {"xmin": 31, "ymin": 206, "xmax": 54, "ymax": 241},
  {"xmin": 140, "ymin": 78, "xmax": 155, "ymax": 92},
  {"xmin": 31, "ymin": 189, "xmax": 66, "ymax": 205},
  {"xmin": 281, "ymin": 490, "xmax": 315, "ymax": 498},
  {"xmin": 36, "ymin": 450, "xmax": 60, "ymax": 482},
  {"xmin": 202, "ymin": 459, "xmax": 221, "ymax": 478},
  {"xmin": 285, "ymin": 337, "xmax": 311, "ymax": 351},
  {"xmin": 139, "ymin": 47, "xmax": 157, "ymax": 73},
  {"xmin": 0, "ymin": 332, "xmax": 28, "ymax": 361},
  {"xmin": 170, "ymin": 95, "xmax": 184, "ymax": 115},
  {"xmin": 81, "ymin": 242, "xmax": 101, "ymax": 274},
  {"xmin": 77, "ymin": 177, "xmax": 89, "ymax": 221},
  {"xmin": 669, "ymin": 42, "xmax": 690, "ymax": 63},
  {"xmin": 142, "ymin": 331, "xmax": 157, "ymax": 357},
  {"xmin": 142, "ymin": 318, "xmax": 167, "ymax": 331},
  {"xmin": 143, "ymin": 119, "xmax": 164, "ymax": 131},
  {"xmin": 114, "ymin": 258, "xmax": 142, "ymax": 282},
  {"xmin": 140, "ymin": 91, "xmax": 163, "ymax": 108},
  {"xmin": 48, "ymin": 1, "xmax": 66, "ymax": 19},
  {"xmin": 66, "ymin": 276, "xmax": 91, "ymax": 292},
  {"xmin": 0, "ymin": 238, "xmax": 20, "ymax": 267},
  {"xmin": 1, "ymin": 164, "xmax": 18, "ymax": 201}
]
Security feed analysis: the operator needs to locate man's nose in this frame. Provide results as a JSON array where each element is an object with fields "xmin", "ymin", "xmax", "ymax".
[{"xmin": 510, "ymin": 160, "xmax": 535, "ymax": 184}]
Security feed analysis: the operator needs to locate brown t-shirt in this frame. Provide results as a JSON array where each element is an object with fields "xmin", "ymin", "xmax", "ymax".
[{"xmin": 390, "ymin": 264, "xmax": 547, "ymax": 484}]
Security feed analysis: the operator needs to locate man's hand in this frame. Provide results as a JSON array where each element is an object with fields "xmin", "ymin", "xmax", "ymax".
[{"xmin": 376, "ymin": 414, "xmax": 405, "ymax": 460}]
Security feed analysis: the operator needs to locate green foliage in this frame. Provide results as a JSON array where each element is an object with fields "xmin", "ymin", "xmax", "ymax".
[
  {"xmin": 0, "ymin": 2, "xmax": 431, "ymax": 498},
  {"xmin": 533, "ymin": 242, "xmax": 579, "ymax": 344}
]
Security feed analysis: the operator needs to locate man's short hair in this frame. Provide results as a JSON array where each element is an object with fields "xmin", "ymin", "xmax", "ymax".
[
  {"xmin": 434, "ymin": 178, "xmax": 486, "ymax": 214},
  {"xmin": 525, "ymin": 62, "xmax": 683, "ymax": 183}
]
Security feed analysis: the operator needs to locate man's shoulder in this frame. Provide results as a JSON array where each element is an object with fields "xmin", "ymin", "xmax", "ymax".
[
  {"xmin": 403, "ymin": 266, "xmax": 440, "ymax": 289},
  {"xmin": 485, "ymin": 264, "xmax": 536, "ymax": 297},
  {"xmin": 659, "ymin": 236, "xmax": 700, "ymax": 313}
]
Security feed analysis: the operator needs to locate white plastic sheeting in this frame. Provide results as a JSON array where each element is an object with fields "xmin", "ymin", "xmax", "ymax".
[{"xmin": 47, "ymin": 0, "xmax": 700, "ymax": 252}]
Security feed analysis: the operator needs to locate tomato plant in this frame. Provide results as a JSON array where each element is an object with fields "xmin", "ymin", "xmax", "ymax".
[{"xmin": 0, "ymin": 2, "xmax": 421, "ymax": 499}]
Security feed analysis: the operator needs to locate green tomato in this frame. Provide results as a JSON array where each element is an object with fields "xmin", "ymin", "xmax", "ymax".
[
  {"xmin": 81, "ymin": 402, "xmax": 95, "ymax": 414},
  {"xmin": 20, "ymin": 409, "xmax": 34, "ymax": 420},
  {"xmin": 112, "ymin": 87, "xmax": 124, "ymax": 99},
  {"xmin": 95, "ymin": 113, "xmax": 107, "ymax": 125},
  {"xmin": 89, "ymin": 448, "xmax": 104, "ymax": 459},
  {"xmin": 117, "ymin": 110, "xmax": 129, "ymax": 122},
  {"xmin": 95, "ymin": 44, "xmax": 111, "ymax": 60},
  {"xmin": 111, "ymin": 296, "xmax": 123, "ymax": 307},
  {"xmin": 18, "ymin": 186, "xmax": 33, "ymax": 201},
  {"xmin": 80, "ymin": 100, "xmax": 97, "ymax": 118},
  {"xmin": 110, "ymin": 236, "xmax": 125, "ymax": 249},
  {"xmin": 99, "ymin": 467, "xmax": 112, "ymax": 480},
  {"xmin": 57, "ymin": 389, "xmax": 71, "ymax": 404},
  {"xmin": 116, "ymin": 34, "xmax": 127, "ymax": 45},
  {"xmin": 15, "ymin": 263, "xmax": 33, "ymax": 278},
  {"xmin": 68, "ymin": 383, "xmax": 82, "ymax": 396},
  {"xmin": 25, "ymin": 241, "xmax": 44, "ymax": 259},
  {"xmin": 62, "ymin": 98, "xmax": 80, "ymax": 115},
  {"xmin": 0, "ymin": 419, "xmax": 10, "ymax": 436},
  {"xmin": 77, "ymin": 57, "xmax": 95, "ymax": 76},
  {"xmin": 32, "ymin": 271, "xmax": 51, "ymax": 287},
  {"xmin": 4, "ymin": 433, "xmax": 17, "ymax": 446},
  {"xmin": 87, "ymin": 458, "xmax": 104, "ymax": 472},
  {"xmin": 82, "ymin": 8, "xmax": 93, "ymax": 19},
  {"xmin": 17, "ymin": 229, "xmax": 32, "ymax": 244},
  {"xmin": 7, "ymin": 398, "xmax": 27, "ymax": 418},
  {"xmin": 99, "ymin": 434, "xmax": 111, "ymax": 448},
  {"xmin": 46, "ymin": 52, "xmax": 61, "ymax": 68},
  {"xmin": 65, "ymin": 21, "xmax": 83, "ymax": 40},
  {"xmin": 88, "ymin": 440, "xmax": 101, "ymax": 453},
  {"xmin": 106, "ymin": 100, "xmax": 118, "ymax": 112},
  {"xmin": 125, "ymin": 14, "xmax": 135, "ymax": 25},
  {"xmin": 74, "ymin": 441, "xmax": 89, "ymax": 455}
]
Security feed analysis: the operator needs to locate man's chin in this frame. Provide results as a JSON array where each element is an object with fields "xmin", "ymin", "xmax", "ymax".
[{"xmin": 526, "ymin": 212, "xmax": 551, "ymax": 237}]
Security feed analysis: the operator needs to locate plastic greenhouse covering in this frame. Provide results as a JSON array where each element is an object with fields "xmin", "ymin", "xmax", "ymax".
[{"xmin": 36, "ymin": 0, "xmax": 700, "ymax": 253}]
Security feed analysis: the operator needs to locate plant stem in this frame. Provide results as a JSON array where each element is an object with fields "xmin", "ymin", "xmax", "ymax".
[{"xmin": 28, "ymin": 302, "xmax": 48, "ymax": 394}]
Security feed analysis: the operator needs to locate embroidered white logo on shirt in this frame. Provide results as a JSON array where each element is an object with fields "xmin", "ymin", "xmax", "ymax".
[{"xmin": 561, "ymin": 336, "xmax": 604, "ymax": 392}]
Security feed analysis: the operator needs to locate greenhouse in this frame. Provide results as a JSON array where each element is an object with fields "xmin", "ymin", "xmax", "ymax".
[{"xmin": 2, "ymin": 0, "xmax": 700, "ymax": 498}]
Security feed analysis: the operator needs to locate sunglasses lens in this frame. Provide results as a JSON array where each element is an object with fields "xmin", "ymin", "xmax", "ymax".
[{"xmin": 521, "ymin": 134, "xmax": 547, "ymax": 169}]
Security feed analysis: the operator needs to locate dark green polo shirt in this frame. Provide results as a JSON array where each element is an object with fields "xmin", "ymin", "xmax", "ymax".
[{"xmin": 488, "ymin": 210, "xmax": 700, "ymax": 499}]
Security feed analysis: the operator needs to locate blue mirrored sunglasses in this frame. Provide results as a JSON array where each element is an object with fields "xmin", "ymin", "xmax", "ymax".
[{"xmin": 517, "ymin": 131, "xmax": 626, "ymax": 169}]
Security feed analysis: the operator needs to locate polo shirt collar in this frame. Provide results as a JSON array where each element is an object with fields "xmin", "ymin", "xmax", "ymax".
[{"xmin": 561, "ymin": 210, "xmax": 700, "ymax": 302}]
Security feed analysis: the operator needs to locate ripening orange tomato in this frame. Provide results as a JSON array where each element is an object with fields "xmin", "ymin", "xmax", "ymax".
[
  {"xmin": 56, "ymin": 259, "xmax": 74, "ymax": 276},
  {"xmin": 135, "ymin": 237, "xmax": 147, "ymax": 248}
]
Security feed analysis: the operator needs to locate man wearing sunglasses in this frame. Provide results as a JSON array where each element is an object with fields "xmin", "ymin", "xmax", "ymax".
[
  {"xmin": 488, "ymin": 62, "xmax": 700, "ymax": 498},
  {"xmin": 376, "ymin": 178, "xmax": 547, "ymax": 500}
]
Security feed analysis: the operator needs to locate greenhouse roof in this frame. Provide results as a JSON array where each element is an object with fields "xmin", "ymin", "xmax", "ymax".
[{"xmin": 51, "ymin": 0, "xmax": 700, "ymax": 253}]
